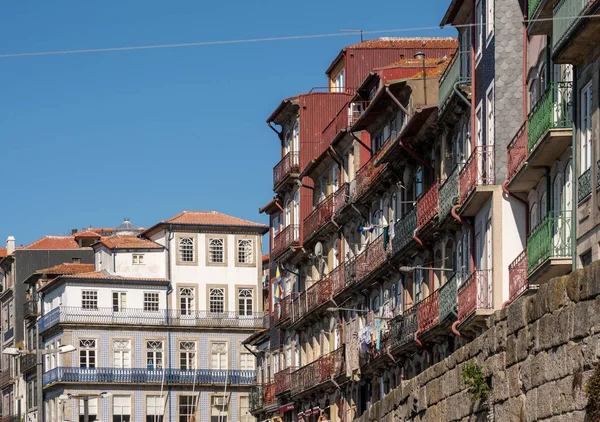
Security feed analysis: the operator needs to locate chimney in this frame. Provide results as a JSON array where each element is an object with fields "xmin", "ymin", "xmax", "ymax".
[
  {"xmin": 71, "ymin": 229, "xmax": 77, "ymax": 235},
  {"xmin": 6, "ymin": 236, "xmax": 15, "ymax": 254}
]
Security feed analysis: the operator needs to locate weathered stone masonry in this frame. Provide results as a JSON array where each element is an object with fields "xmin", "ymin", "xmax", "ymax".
[{"xmin": 354, "ymin": 261, "xmax": 600, "ymax": 421}]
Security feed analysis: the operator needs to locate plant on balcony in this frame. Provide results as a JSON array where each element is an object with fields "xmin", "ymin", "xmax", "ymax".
[
  {"xmin": 461, "ymin": 362, "xmax": 490, "ymax": 402},
  {"xmin": 585, "ymin": 362, "xmax": 600, "ymax": 420}
]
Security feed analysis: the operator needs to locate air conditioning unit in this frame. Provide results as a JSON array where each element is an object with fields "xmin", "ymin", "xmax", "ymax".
[{"xmin": 214, "ymin": 397, "xmax": 227, "ymax": 406}]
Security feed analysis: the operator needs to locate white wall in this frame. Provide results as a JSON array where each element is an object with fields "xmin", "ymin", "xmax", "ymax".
[
  {"xmin": 113, "ymin": 250, "xmax": 166, "ymax": 279},
  {"xmin": 501, "ymin": 195, "xmax": 527, "ymax": 303}
]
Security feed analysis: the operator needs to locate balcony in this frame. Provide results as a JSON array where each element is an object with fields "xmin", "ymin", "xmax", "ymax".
[
  {"xmin": 353, "ymin": 137, "xmax": 394, "ymax": 201},
  {"xmin": 439, "ymin": 275, "xmax": 458, "ymax": 324},
  {"xmin": 508, "ymin": 250, "xmax": 529, "ymax": 304},
  {"xmin": 439, "ymin": 166, "xmax": 460, "ymax": 222},
  {"xmin": 579, "ymin": 167, "xmax": 591, "ymax": 203},
  {"xmin": 290, "ymin": 348, "xmax": 344, "ymax": 397},
  {"xmin": 20, "ymin": 353, "xmax": 37, "ymax": 374},
  {"xmin": 417, "ymin": 289, "xmax": 439, "ymax": 335},
  {"xmin": 272, "ymin": 224, "xmax": 300, "ymax": 259},
  {"xmin": 553, "ymin": 0, "xmax": 600, "ymax": 63},
  {"xmin": 527, "ymin": 0, "xmax": 554, "ymax": 35},
  {"xmin": 458, "ymin": 146, "xmax": 495, "ymax": 216},
  {"xmin": 0, "ymin": 369, "xmax": 11, "ymax": 388},
  {"xmin": 417, "ymin": 181, "xmax": 439, "ymax": 232},
  {"xmin": 355, "ymin": 234, "xmax": 387, "ymax": 283},
  {"xmin": 390, "ymin": 305, "xmax": 418, "ymax": 352},
  {"xmin": 24, "ymin": 299, "xmax": 39, "ymax": 319},
  {"xmin": 43, "ymin": 367, "xmax": 255, "ymax": 386},
  {"xmin": 348, "ymin": 101, "xmax": 370, "ymax": 127},
  {"xmin": 392, "ymin": 206, "xmax": 417, "ymax": 255},
  {"xmin": 250, "ymin": 382, "xmax": 276, "ymax": 412},
  {"xmin": 291, "ymin": 275, "xmax": 332, "ymax": 323},
  {"xmin": 457, "ymin": 270, "xmax": 493, "ymax": 324},
  {"xmin": 333, "ymin": 183, "xmax": 349, "ymax": 218},
  {"xmin": 274, "ymin": 367, "xmax": 296, "ymax": 395},
  {"xmin": 0, "ymin": 416, "xmax": 18, "ymax": 422},
  {"xmin": 361, "ymin": 322, "xmax": 390, "ymax": 364},
  {"xmin": 273, "ymin": 152, "xmax": 300, "ymax": 190},
  {"xmin": 303, "ymin": 193, "xmax": 334, "ymax": 243},
  {"xmin": 527, "ymin": 211, "xmax": 572, "ymax": 283},
  {"xmin": 506, "ymin": 122, "xmax": 529, "ymax": 190},
  {"xmin": 330, "ymin": 261, "xmax": 349, "ymax": 296},
  {"xmin": 438, "ymin": 49, "xmax": 471, "ymax": 113},
  {"xmin": 38, "ymin": 307, "xmax": 267, "ymax": 333},
  {"xmin": 274, "ymin": 295, "xmax": 291, "ymax": 326}
]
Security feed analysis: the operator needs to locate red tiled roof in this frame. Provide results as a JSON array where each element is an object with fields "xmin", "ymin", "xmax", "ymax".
[
  {"xmin": 347, "ymin": 37, "xmax": 458, "ymax": 50},
  {"xmin": 164, "ymin": 211, "xmax": 268, "ymax": 229},
  {"xmin": 61, "ymin": 271, "xmax": 166, "ymax": 281},
  {"xmin": 262, "ymin": 254, "xmax": 270, "ymax": 263},
  {"xmin": 381, "ymin": 57, "xmax": 448, "ymax": 69},
  {"xmin": 0, "ymin": 247, "xmax": 8, "ymax": 258},
  {"xmin": 21, "ymin": 236, "xmax": 79, "ymax": 250},
  {"xmin": 74, "ymin": 230, "xmax": 102, "ymax": 239},
  {"xmin": 36, "ymin": 263, "xmax": 95, "ymax": 275},
  {"xmin": 96, "ymin": 235, "xmax": 163, "ymax": 250}
]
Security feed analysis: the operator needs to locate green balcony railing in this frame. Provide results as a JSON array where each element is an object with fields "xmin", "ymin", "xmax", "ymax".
[
  {"xmin": 579, "ymin": 167, "xmax": 592, "ymax": 202},
  {"xmin": 392, "ymin": 206, "xmax": 417, "ymax": 255},
  {"xmin": 527, "ymin": 211, "xmax": 572, "ymax": 274},
  {"xmin": 527, "ymin": 82, "xmax": 573, "ymax": 151},
  {"xmin": 439, "ymin": 275, "xmax": 458, "ymax": 323},
  {"xmin": 438, "ymin": 49, "xmax": 471, "ymax": 112},
  {"xmin": 528, "ymin": 0, "xmax": 543, "ymax": 19},
  {"xmin": 439, "ymin": 166, "xmax": 460, "ymax": 222},
  {"xmin": 553, "ymin": 0, "xmax": 590, "ymax": 52}
]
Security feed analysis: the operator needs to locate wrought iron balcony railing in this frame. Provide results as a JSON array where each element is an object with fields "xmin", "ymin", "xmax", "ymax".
[
  {"xmin": 251, "ymin": 382, "xmax": 276, "ymax": 410},
  {"xmin": 20, "ymin": 353, "xmax": 37, "ymax": 374},
  {"xmin": 38, "ymin": 306, "xmax": 267, "ymax": 332},
  {"xmin": 417, "ymin": 289, "xmax": 439, "ymax": 334},
  {"xmin": 333, "ymin": 183, "xmax": 349, "ymax": 216},
  {"xmin": 355, "ymin": 234, "xmax": 387, "ymax": 283},
  {"xmin": 459, "ymin": 146, "xmax": 495, "ymax": 204},
  {"xmin": 330, "ymin": 261, "xmax": 348, "ymax": 296},
  {"xmin": 272, "ymin": 224, "xmax": 300, "ymax": 258},
  {"xmin": 457, "ymin": 270, "xmax": 493, "ymax": 322},
  {"xmin": 304, "ymin": 193, "xmax": 334, "ymax": 241},
  {"xmin": 417, "ymin": 181, "xmax": 439, "ymax": 231},
  {"xmin": 528, "ymin": 0, "xmax": 543, "ymax": 18},
  {"xmin": 506, "ymin": 122, "xmax": 528, "ymax": 181},
  {"xmin": 527, "ymin": 82, "xmax": 573, "ymax": 151},
  {"xmin": 0, "ymin": 369, "xmax": 11, "ymax": 388},
  {"xmin": 353, "ymin": 135, "xmax": 395, "ymax": 201},
  {"xmin": 439, "ymin": 49, "xmax": 471, "ymax": 112},
  {"xmin": 439, "ymin": 275, "xmax": 458, "ymax": 323},
  {"xmin": 439, "ymin": 166, "xmax": 460, "ymax": 222},
  {"xmin": 43, "ymin": 367, "xmax": 255, "ymax": 386},
  {"xmin": 348, "ymin": 101, "xmax": 371, "ymax": 126},
  {"xmin": 508, "ymin": 250, "xmax": 528, "ymax": 303},
  {"xmin": 553, "ymin": 0, "xmax": 592, "ymax": 52},
  {"xmin": 579, "ymin": 167, "xmax": 592, "ymax": 203},
  {"xmin": 274, "ymin": 366, "xmax": 296, "ymax": 395},
  {"xmin": 361, "ymin": 322, "xmax": 390, "ymax": 364},
  {"xmin": 392, "ymin": 206, "xmax": 417, "ymax": 254},
  {"xmin": 292, "ymin": 274, "xmax": 333, "ymax": 323},
  {"xmin": 274, "ymin": 295, "xmax": 292, "ymax": 326},
  {"xmin": 527, "ymin": 211, "xmax": 572, "ymax": 274},
  {"xmin": 24, "ymin": 299, "xmax": 39, "ymax": 319},
  {"xmin": 290, "ymin": 348, "xmax": 344, "ymax": 396},
  {"xmin": 273, "ymin": 152, "xmax": 300, "ymax": 189},
  {"xmin": 390, "ymin": 305, "xmax": 418, "ymax": 350}
]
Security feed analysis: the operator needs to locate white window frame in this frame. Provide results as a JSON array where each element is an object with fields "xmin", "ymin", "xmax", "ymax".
[
  {"xmin": 146, "ymin": 396, "xmax": 165, "ymax": 422},
  {"xmin": 146, "ymin": 340, "xmax": 164, "ymax": 370},
  {"xmin": 179, "ymin": 287, "xmax": 195, "ymax": 316},
  {"xmin": 132, "ymin": 254, "xmax": 145, "ymax": 265},
  {"xmin": 82, "ymin": 290, "xmax": 98, "ymax": 310},
  {"xmin": 112, "ymin": 291, "xmax": 127, "ymax": 312},
  {"xmin": 238, "ymin": 288, "xmax": 253, "ymax": 316},
  {"xmin": 209, "ymin": 288, "xmax": 225, "ymax": 314},
  {"xmin": 486, "ymin": 0, "xmax": 494, "ymax": 44},
  {"xmin": 208, "ymin": 238, "xmax": 225, "ymax": 264},
  {"xmin": 475, "ymin": 0, "xmax": 483, "ymax": 64},
  {"xmin": 237, "ymin": 239, "xmax": 254, "ymax": 264},
  {"xmin": 112, "ymin": 395, "xmax": 131, "ymax": 422},
  {"xmin": 144, "ymin": 292, "xmax": 160, "ymax": 312},
  {"xmin": 113, "ymin": 339, "xmax": 131, "ymax": 369},
  {"xmin": 210, "ymin": 342, "xmax": 228, "ymax": 370},
  {"xmin": 79, "ymin": 339, "xmax": 96, "ymax": 368},
  {"xmin": 178, "ymin": 237, "xmax": 195, "ymax": 263},
  {"xmin": 179, "ymin": 341, "xmax": 196, "ymax": 370},
  {"xmin": 580, "ymin": 81, "xmax": 593, "ymax": 173}
]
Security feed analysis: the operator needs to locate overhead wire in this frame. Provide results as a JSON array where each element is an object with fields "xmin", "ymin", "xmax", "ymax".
[{"xmin": 0, "ymin": 14, "xmax": 598, "ymax": 59}]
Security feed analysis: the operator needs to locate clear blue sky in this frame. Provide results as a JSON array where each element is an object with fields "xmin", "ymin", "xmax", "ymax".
[{"xmin": 0, "ymin": 0, "xmax": 453, "ymax": 248}]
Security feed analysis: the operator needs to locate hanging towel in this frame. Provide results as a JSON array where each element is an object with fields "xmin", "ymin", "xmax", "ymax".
[
  {"xmin": 376, "ymin": 319, "xmax": 381, "ymax": 350},
  {"xmin": 383, "ymin": 226, "xmax": 389, "ymax": 250}
]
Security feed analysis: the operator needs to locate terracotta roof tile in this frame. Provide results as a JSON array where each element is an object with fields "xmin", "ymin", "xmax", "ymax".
[
  {"xmin": 164, "ymin": 211, "xmax": 268, "ymax": 229},
  {"xmin": 0, "ymin": 247, "xmax": 8, "ymax": 258},
  {"xmin": 347, "ymin": 37, "xmax": 458, "ymax": 50},
  {"xmin": 74, "ymin": 230, "xmax": 102, "ymax": 239},
  {"xmin": 21, "ymin": 236, "xmax": 80, "ymax": 250},
  {"xmin": 36, "ymin": 263, "xmax": 95, "ymax": 275},
  {"xmin": 97, "ymin": 235, "xmax": 164, "ymax": 250}
]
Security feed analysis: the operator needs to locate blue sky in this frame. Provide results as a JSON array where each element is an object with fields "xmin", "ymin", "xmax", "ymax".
[{"xmin": 0, "ymin": 1, "xmax": 453, "ymax": 248}]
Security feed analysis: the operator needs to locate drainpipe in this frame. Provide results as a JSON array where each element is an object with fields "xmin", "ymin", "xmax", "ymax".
[
  {"xmin": 571, "ymin": 71, "xmax": 578, "ymax": 270},
  {"xmin": 385, "ymin": 86, "xmax": 409, "ymax": 116},
  {"xmin": 453, "ymin": 83, "xmax": 471, "ymax": 108}
]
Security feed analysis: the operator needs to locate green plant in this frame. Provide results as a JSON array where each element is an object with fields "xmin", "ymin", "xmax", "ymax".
[
  {"xmin": 585, "ymin": 362, "xmax": 600, "ymax": 420},
  {"xmin": 461, "ymin": 362, "xmax": 490, "ymax": 402}
]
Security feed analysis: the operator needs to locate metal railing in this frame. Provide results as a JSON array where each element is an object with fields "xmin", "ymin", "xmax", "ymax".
[
  {"xmin": 20, "ymin": 353, "xmax": 37, "ymax": 374},
  {"xmin": 457, "ymin": 270, "xmax": 493, "ymax": 322},
  {"xmin": 553, "ymin": 0, "xmax": 591, "ymax": 51},
  {"xmin": 272, "ymin": 224, "xmax": 300, "ymax": 258},
  {"xmin": 528, "ymin": 0, "xmax": 543, "ymax": 18},
  {"xmin": 439, "ymin": 275, "xmax": 458, "ymax": 323},
  {"xmin": 392, "ymin": 206, "xmax": 417, "ymax": 254},
  {"xmin": 273, "ymin": 152, "xmax": 300, "ymax": 189},
  {"xmin": 24, "ymin": 299, "xmax": 39, "ymax": 319},
  {"xmin": 417, "ymin": 289, "xmax": 439, "ymax": 334},
  {"xmin": 274, "ymin": 367, "xmax": 296, "ymax": 395},
  {"xmin": 390, "ymin": 305, "xmax": 418, "ymax": 350},
  {"xmin": 0, "ymin": 369, "xmax": 11, "ymax": 388},
  {"xmin": 274, "ymin": 295, "xmax": 291, "ymax": 326},
  {"xmin": 322, "ymin": 103, "xmax": 350, "ymax": 144},
  {"xmin": 508, "ymin": 250, "xmax": 528, "ymax": 303},
  {"xmin": 353, "ymin": 134, "xmax": 395, "ymax": 200},
  {"xmin": 417, "ymin": 181, "xmax": 439, "ymax": 231},
  {"xmin": 459, "ymin": 146, "xmax": 495, "ymax": 204},
  {"xmin": 507, "ymin": 122, "xmax": 528, "ymax": 181},
  {"xmin": 355, "ymin": 234, "xmax": 387, "ymax": 283},
  {"xmin": 439, "ymin": 166, "xmax": 460, "ymax": 222},
  {"xmin": 348, "ymin": 101, "xmax": 371, "ymax": 126},
  {"xmin": 579, "ymin": 167, "xmax": 592, "ymax": 203},
  {"xmin": 249, "ymin": 385, "xmax": 263, "ymax": 412},
  {"xmin": 439, "ymin": 49, "xmax": 471, "ymax": 111},
  {"xmin": 333, "ymin": 183, "xmax": 349, "ymax": 215},
  {"xmin": 527, "ymin": 211, "xmax": 572, "ymax": 274},
  {"xmin": 290, "ymin": 348, "xmax": 344, "ymax": 396},
  {"xmin": 38, "ymin": 306, "xmax": 267, "ymax": 332},
  {"xmin": 304, "ymin": 193, "xmax": 334, "ymax": 241},
  {"xmin": 527, "ymin": 82, "xmax": 573, "ymax": 151},
  {"xmin": 43, "ymin": 367, "xmax": 255, "ymax": 386},
  {"xmin": 292, "ymin": 274, "xmax": 333, "ymax": 323}
]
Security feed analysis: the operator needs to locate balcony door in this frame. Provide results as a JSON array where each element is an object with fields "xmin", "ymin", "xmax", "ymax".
[
  {"xmin": 113, "ymin": 339, "xmax": 131, "ymax": 369},
  {"xmin": 179, "ymin": 287, "xmax": 196, "ymax": 325},
  {"xmin": 292, "ymin": 121, "xmax": 300, "ymax": 166},
  {"xmin": 293, "ymin": 190, "xmax": 300, "ymax": 239}
]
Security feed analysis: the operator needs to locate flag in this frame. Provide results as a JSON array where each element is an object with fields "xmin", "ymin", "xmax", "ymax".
[{"xmin": 274, "ymin": 265, "xmax": 284, "ymax": 301}]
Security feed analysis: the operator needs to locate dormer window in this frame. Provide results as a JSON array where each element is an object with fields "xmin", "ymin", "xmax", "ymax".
[{"xmin": 332, "ymin": 69, "xmax": 345, "ymax": 92}]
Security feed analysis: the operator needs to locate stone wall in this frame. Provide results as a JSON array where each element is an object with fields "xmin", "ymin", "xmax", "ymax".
[{"xmin": 355, "ymin": 261, "xmax": 600, "ymax": 421}]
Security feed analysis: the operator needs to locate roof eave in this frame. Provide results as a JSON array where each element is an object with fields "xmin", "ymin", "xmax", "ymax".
[
  {"xmin": 325, "ymin": 48, "xmax": 347, "ymax": 76},
  {"xmin": 440, "ymin": 0, "xmax": 465, "ymax": 27}
]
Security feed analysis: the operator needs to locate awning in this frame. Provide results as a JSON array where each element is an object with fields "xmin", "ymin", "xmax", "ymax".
[{"xmin": 279, "ymin": 403, "xmax": 295, "ymax": 413}]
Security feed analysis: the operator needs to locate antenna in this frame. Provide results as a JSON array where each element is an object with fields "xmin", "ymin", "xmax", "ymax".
[{"xmin": 339, "ymin": 29, "xmax": 364, "ymax": 42}]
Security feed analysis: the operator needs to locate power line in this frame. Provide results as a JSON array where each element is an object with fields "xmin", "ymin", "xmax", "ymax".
[{"xmin": 0, "ymin": 14, "xmax": 598, "ymax": 59}]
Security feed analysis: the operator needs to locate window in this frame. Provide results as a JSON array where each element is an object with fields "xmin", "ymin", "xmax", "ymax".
[
  {"xmin": 27, "ymin": 325, "xmax": 37, "ymax": 350},
  {"xmin": 113, "ymin": 292, "xmax": 127, "ymax": 312},
  {"xmin": 581, "ymin": 250, "xmax": 593, "ymax": 267},
  {"xmin": 209, "ymin": 288, "xmax": 225, "ymax": 314},
  {"xmin": 237, "ymin": 239, "xmax": 254, "ymax": 264},
  {"xmin": 178, "ymin": 237, "xmax": 195, "ymax": 263},
  {"xmin": 79, "ymin": 398, "xmax": 98, "ymax": 422},
  {"xmin": 475, "ymin": 0, "xmax": 483, "ymax": 60},
  {"xmin": 79, "ymin": 339, "xmax": 96, "ymax": 368},
  {"xmin": 146, "ymin": 341, "xmax": 164, "ymax": 370},
  {"xmin": 239, "ymin": 396, "xmax": 255, "ymax": 422},
  {"xmin": 146, "ymin": 396, "xmax": 164, "ymax": 422},
  {"xmin": 240, "ymin": 352, "xmax": 255, "ymax": 371},
  {"xmin": 332, "ymin": 69, "xmax": 345, "ymax": 93},
  {"xmin": 27, "ymin": 379, "xmax": 37, "ymax": 409},
  {"xmin": 209, "ymin": 238, "xmax": 225, "ymax": 264},
  {"xmin": 113, "ymin": 339, "xmax": 131, "ymax": 368},
  {"xmin": 2, "ymin": 301, "xmax": 13, "ymax": 332},
  {"xmin": 581, "ymin": 81, "xmax": 593, "ymax": 173},
  {"xmin": 486, "ymin": 0, "xmax": 494, "ymax": 40},
  {"xmin": 210, "ymin": 396, "xmax": 228, "ymax": 422},
  {"xmin": 210, "ymin": 342, "xmax": 227, "ymax": 370},
  {"xmin": 292, "ymin": 121, "xmax": 300, "ymax": 158},
  {"xmin": 144, "ymin": 292, "xmax": 160, "ymax": 312},
  {"xmin": 113, "ymin": 396, "xmax": 131, "ymax": 422},
  {"xmin": 82, "ymin": 290, "xmax": 98, "ymax": 310},
  {"xmin": 486, "ymin": 83, "xmax": 494, "ymax": 147},
  {"xmin": 133, "ymin": 254, "xmax": 145, "ymax": 265},
  {"xmin": 179, "ymin": 287, "xmax": 195, "ymax": 315},
  {"xmin": 179, "ymin": 396, "xmax": 197, "ymax": 422},
  {"xmin": 272, "ymin": 216, "xmax": 280, "ymax": 240},
  {"xmin": 179, "ymin": 341, "xmax": 196, "ymax": 370},
  {"xmin": 238, "ymin": 289, "xmax": 253, "ymax": 316}
]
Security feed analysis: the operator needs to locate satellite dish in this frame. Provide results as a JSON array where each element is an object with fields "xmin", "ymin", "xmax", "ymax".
[{"xmin": 314, "ymin": 242, "xmax": 323, "ymax": 257}]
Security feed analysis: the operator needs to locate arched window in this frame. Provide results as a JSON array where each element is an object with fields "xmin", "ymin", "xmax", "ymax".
[
  {"xmin": 178, "ymin": 237, "xmax": 194, "ymax": 262},
  {"xmin": 284, "ymin": 131, "xmax": 291, "ymax": 155},
  {"xmin": 292, "ymin": 121, "xmax": 300, "ymax": 165},
  {"xmin": 564, "ymin": 160, "xmax": 573, "ymax": 212},
  {"xmin": 530, "ymin": 202, "xmax": 539, "ymax": 230},
  {"xmin": 179, "ymin": 287, "xmax": 195, "ymax": 315},
  {"xmin": 553, "ymin": 172, "xmax": 564, "ymax": 213},
  {"xmin": 238, "ymin": 288, "xmax": 253, "ymax": 316},
  {"xmin": 209, "ymin": 288, "xmax": 225, "ymax": 314},
  {"xmin": 415, "ymin": 166, "xmax": 424, "ymax": 198}
]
